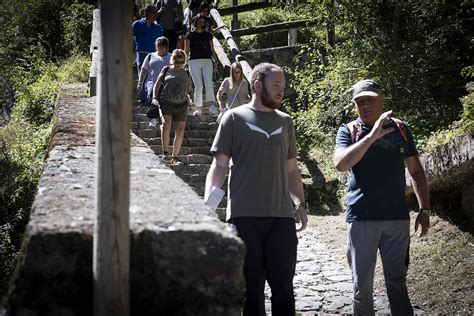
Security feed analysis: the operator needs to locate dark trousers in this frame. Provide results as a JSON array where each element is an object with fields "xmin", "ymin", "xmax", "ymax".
[
  {"xmin": 233, "ymin": 217, "xmax": 297, "ymax": 316},
  {"xmin": 163, "ymin": 28, "xmax": 178, "ymax": 52},
  {"xmin": 136, "ymin": 52, "xmax": 148, "ymax": 104}
]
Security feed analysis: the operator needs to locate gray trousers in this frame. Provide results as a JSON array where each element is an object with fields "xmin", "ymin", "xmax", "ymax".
[{"xmin": 347, "ymin": 220, "xmax": 413, "ymax": 316}]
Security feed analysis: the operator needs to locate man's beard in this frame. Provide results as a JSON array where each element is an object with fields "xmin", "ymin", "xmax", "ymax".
[{"xmin": 261, "ymin": 83, "xmax": 281, "ymax": 109}]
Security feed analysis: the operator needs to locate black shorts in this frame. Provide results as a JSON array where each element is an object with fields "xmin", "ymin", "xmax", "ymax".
[{"xmin": 159, "ymin": 98, "xmax": 188, "ymax": 122}]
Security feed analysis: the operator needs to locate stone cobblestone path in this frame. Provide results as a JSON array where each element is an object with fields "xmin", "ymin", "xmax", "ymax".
[{"xmin": 264, "ymin": 226, "xmax": 393, "ymax": 315}]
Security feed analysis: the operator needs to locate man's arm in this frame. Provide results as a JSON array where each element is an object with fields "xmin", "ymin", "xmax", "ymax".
[
  {"xmin": 288, "ymin": 157, "xmax": 308, "ymax": 231},
  {"xmin": 333, "ymin": 110, "xmax": 394, "ymax": 172},
  {"xmin": 405, "ymin": 155, "xmax": 430, "ymax": 236},
  {"xmin": 204, "ymin": 152, "xmax": 230, "ymax": 201}
]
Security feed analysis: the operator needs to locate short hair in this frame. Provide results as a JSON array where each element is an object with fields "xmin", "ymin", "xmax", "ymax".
[
  {"xmin": 155, "ymin": 36, "xmax": 169, "ymax": 48},
  {"xmin": 250, "ymin": 63, "xmax": 282, "ymax": 91},
  {"xmin": 170, "ymin": 49, "xmax": 187, "ymax": 64},
  {"xmin": 200, "ymin": 1, "xmax": 210, "ymax": 10},
  {"xmin": 144, "ymin": 4, "xmax": 157, "ymax": 14}
]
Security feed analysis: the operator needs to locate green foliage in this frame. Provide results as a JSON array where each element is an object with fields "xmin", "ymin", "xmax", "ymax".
[
  {"xmin": 238, "ymin": 4, "xmax": 317, "ymax": 51},
  {"xmin": 0, "ymin": 52, "xmax": 90, "ymax": 299},
  {"xmin": 57, "ymin": 55, "xmax": 92, "ymax": 83},
  {"xmin": 422, "ymin": 69, "xmax": 474, "ymax": 153},
  {"xmin": 0, "ymin": 122, "xmax": 51, "ymax": 298},
  {"xmin": 290, "ymin": 0, "xmax": 471, "ymax": 152},
  {"xmin": 61, "ymin": 3, "xmax": 94, "ymax": 56},
  {"xmin": 11, "ymin": 64, "xmax": 60, "ymax": 126}
]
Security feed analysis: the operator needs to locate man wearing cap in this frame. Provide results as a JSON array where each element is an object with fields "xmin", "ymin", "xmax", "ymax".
[{"xmin": 333, "ymin": 79, "xmax": 431, "ymax": 316}]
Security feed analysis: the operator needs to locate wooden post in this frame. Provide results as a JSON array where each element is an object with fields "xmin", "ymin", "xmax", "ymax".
[
  {"xmin": 210, "ymin": 8, "xmax": 252, "ymax": 82},
  {"xmin": 94, "ymin": 0, "xmax": 132, "ymax": 315},
  {"xmin": 288, "ymin": 28, "xmax": 297, "ymax": 46},
  {"xmin": 230, "ymin": 0, "xmax": 240, "ymax": 46}
]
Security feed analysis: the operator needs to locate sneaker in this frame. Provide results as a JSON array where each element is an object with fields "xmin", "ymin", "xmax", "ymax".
[
  {"xmin": 160, "ymin": 151, "xmax": 171, "ymax": 162},
  {"xmin": 193, "ymin": 108, "xmax": 201, "ymax": 116},
  {"xmin": 208, "ymin": 104, "xmax": 218, "ymax": 115},
  {"xmin": 148, "ymin": 118, "xmax": 157, "ymax": 127},
  {"xmin": 171, "ymin": 156, "xmax": 184, "ymax": 165}
]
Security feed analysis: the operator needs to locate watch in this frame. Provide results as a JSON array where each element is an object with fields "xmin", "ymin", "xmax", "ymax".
[{"xmin": 419, "ymin": 208, "xmax": 431, "ymax": 215}]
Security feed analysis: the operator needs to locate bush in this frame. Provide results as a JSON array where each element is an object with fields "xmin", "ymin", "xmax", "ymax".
[
  {"xmin": 62, "ymin": 3, "xmax": 95, "ymax": 56},
  {"xmin": 0, "ymin": 121, "xmax": 51, "ymax": 299},
  {"xmin": 0, "ymin": 54, "xmax": 90, "ymax": 300}
]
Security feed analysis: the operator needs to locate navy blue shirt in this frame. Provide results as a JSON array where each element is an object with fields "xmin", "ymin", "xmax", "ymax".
[
  {"xmin": 335, "ymin": 118, "xmax": 418, "ymax": 222},
  {"xmin": 132, "ymin": 19, "xmax": 163, "ymax": 53}
]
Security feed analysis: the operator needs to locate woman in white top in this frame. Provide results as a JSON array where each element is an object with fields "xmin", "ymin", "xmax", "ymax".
[{"xmin": 216, "ymin": 62, "xmax": 251, "ymax": 113}]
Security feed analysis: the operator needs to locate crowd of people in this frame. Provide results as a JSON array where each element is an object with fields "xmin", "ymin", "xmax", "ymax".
[
  {"xmin": 133, "ymin": 1, "xmax": 219, "ymax": 163},
  {"xmin": 134, "ymin": 3, "xmax": 432, "ymax": 316}
]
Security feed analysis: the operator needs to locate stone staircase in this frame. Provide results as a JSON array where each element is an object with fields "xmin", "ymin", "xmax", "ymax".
[{"xmin": 131, "ymin": 92, "xmax": 228, "ymax": 215}]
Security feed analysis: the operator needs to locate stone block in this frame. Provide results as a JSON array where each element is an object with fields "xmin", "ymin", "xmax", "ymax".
[{"xmin": 5, "ymin": 84, "xmax": 245, "ymax": 315}]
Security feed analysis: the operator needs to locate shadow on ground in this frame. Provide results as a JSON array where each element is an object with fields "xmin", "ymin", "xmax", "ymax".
[{"xmin": 298, "ymin": 152, "xmax": 343, "ymax": 216}]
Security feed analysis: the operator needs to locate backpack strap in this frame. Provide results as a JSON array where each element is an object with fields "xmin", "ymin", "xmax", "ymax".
[
  {"xmin": 391, "ymin": 118, "xmax": 408, "ymax": 142},
  {"xmin": 346, "ymin": 120, "xmax": 363, "ymax": 143},
  {"xmin": 154, "ymin": 66, "xmax": 170, "ymax": 99}
]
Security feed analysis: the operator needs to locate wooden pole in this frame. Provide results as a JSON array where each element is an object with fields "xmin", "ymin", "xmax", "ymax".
[
  {"xmin": 220, "ymin": 18, "xmax": 320, "ymax": 38},
  {"xmin": 217, "ymin": 1, "xmax": 272, "ymax": 16},
  {"xmin": 94, "ymin": 0, "xmax": 132, "ymax": 314},
  {"xmin": 210, "ymin": 8, "xmax": 252, "ymax": 82},
  {"xmin": 288, "ymin": 28, "xmax": 297, "ymax": 46}
]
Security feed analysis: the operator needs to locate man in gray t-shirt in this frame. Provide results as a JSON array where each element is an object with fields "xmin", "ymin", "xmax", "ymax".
[{"xmin": 205, "ymin": 63, "xmax": 308, "ymax": 316}]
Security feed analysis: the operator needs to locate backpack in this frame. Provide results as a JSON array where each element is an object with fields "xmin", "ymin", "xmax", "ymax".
[{"xmin": 346, "ymin": 118, "xmax": 408, "ymax": 143}]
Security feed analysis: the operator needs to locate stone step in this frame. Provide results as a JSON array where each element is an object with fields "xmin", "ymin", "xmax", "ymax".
[
  {"xmin": 133, "ymin": 121, "xmax": 219, "ymax": 132},
  {"xmin": 167, "ymin": 163, "xmax": 211, "ymax": 174},
  {"xmin": 145, "ymin": 137, "xmax": 213, "ymax": 148},
  {"xmin": 133, "ymin": 111, "xmax": 219, "ymax": 123},
  {"xmin": 150, "ymin": 145, "xmax": 211, "ymax": 155}
]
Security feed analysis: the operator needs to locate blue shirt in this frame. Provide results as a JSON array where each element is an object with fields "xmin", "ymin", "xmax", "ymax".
[
  {"xmin": 132, "ymin": 19, "xmax": 163, "ymax": 53},
  {"xmin": 335, "ymin": 118, "xmax": 418, "ymax": 222}
]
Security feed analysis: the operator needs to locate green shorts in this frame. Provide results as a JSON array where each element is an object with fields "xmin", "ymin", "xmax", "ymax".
[{"xmin": 159, "ymin": 98, "xmax": 188, "ymax": 122}]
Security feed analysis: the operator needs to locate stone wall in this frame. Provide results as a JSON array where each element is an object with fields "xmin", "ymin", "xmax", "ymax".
[
  {"xmin": 406, "ymin": 135, "xmax": 474, "ymax": 232},
  {"xmin": 4, "ymin": 84, "xmax": 245, "ymax": 315}
]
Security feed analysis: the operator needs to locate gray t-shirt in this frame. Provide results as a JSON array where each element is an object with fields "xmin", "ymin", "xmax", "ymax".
[
  {"xmin": 211, "ymin": 105, "xmax": 297, "ymax": 220},
  {"xmin": 160, "ymin": 67, "xmax": 192, "ymax": 104}
]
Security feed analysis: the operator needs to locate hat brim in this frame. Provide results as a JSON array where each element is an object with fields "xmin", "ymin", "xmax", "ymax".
[{"xmin": 352, "ymin": 91, "xmax": 380, "ymax": 101}]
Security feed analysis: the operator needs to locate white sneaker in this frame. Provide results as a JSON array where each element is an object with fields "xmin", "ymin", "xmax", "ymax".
[
  {"xmin": 193, "ymin": 108, "xmax": 201, "ymax": 116},
  {"xmin": 148, "ymin": 118, "xmax": 157, "ymax": 127},
  {"xmin": 209, "ymin": 104, "xmax": 218, "ymax": 115}
]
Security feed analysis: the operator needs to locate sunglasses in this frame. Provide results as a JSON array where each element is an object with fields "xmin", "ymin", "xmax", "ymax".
[{"xmin": 174, "ymin": 60, "xmax": 185, "ymax": 64}]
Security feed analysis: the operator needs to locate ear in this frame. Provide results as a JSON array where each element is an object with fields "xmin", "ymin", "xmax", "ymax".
[{"xmin": 253, "ymin": 79, "xmax": 262, "ymax": 92}]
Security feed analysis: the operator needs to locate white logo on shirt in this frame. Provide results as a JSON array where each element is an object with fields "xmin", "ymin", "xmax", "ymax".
[{"xmin": 246, "ymin": 122, "xmax": 282, "ymax": 139}]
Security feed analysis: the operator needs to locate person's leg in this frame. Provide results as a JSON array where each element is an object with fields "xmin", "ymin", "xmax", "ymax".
[
  {"xmin": 233, "ymin": 217, "xmax": 267, "ymax": 316},
  {"xmin": 380, "ymin": 220, "xmax": 413, "ymax": 316},
  {"xmin": 161, "ymin": 115, "xmax": 172, "ymax": 156},
  {"xmin": 137, "ymin": 53, "xmax": 148, "ymax": 104},
  {"xmin": 187, "ymin": 59, "xmax": 204, "ymax": 111},
  {"xmin": 172, "ymin": 121, "xmax": 185, "ymax": 158},
  {"xmin": 202, "ymin": 58, "xmax": 216, "ymax": 102},
  {"xmin": 163, "ymin": 29, "xmax": 178, "ymax": 52},
  {"xmin": 347, "ymin": 221, "xmax": 382, "ymax": 316},
  {"xmin": 265, "ymin": 217, "xmax": 297, "ymax": 316}
]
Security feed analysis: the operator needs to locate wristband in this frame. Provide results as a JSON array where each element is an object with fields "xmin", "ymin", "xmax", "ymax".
[
  {"xmin": 294, "ymin": 202, "xmax": 306, "ymax": 210},
  {"xmin": 419, "ymin": 208, "xmax": 431, "ymax": 215}
]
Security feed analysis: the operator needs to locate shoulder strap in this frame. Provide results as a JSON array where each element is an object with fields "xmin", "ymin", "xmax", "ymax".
[
  {"xmin": 346, "ymin": 120, "xmax": 362, "ymax": 143},
  {"xmin": 391, "ymin": 118, "xmax": 408, "ymax": 142},
  {"xmin": 144, "ymin": 53, "xmax": 152, "ymax": 64}
]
